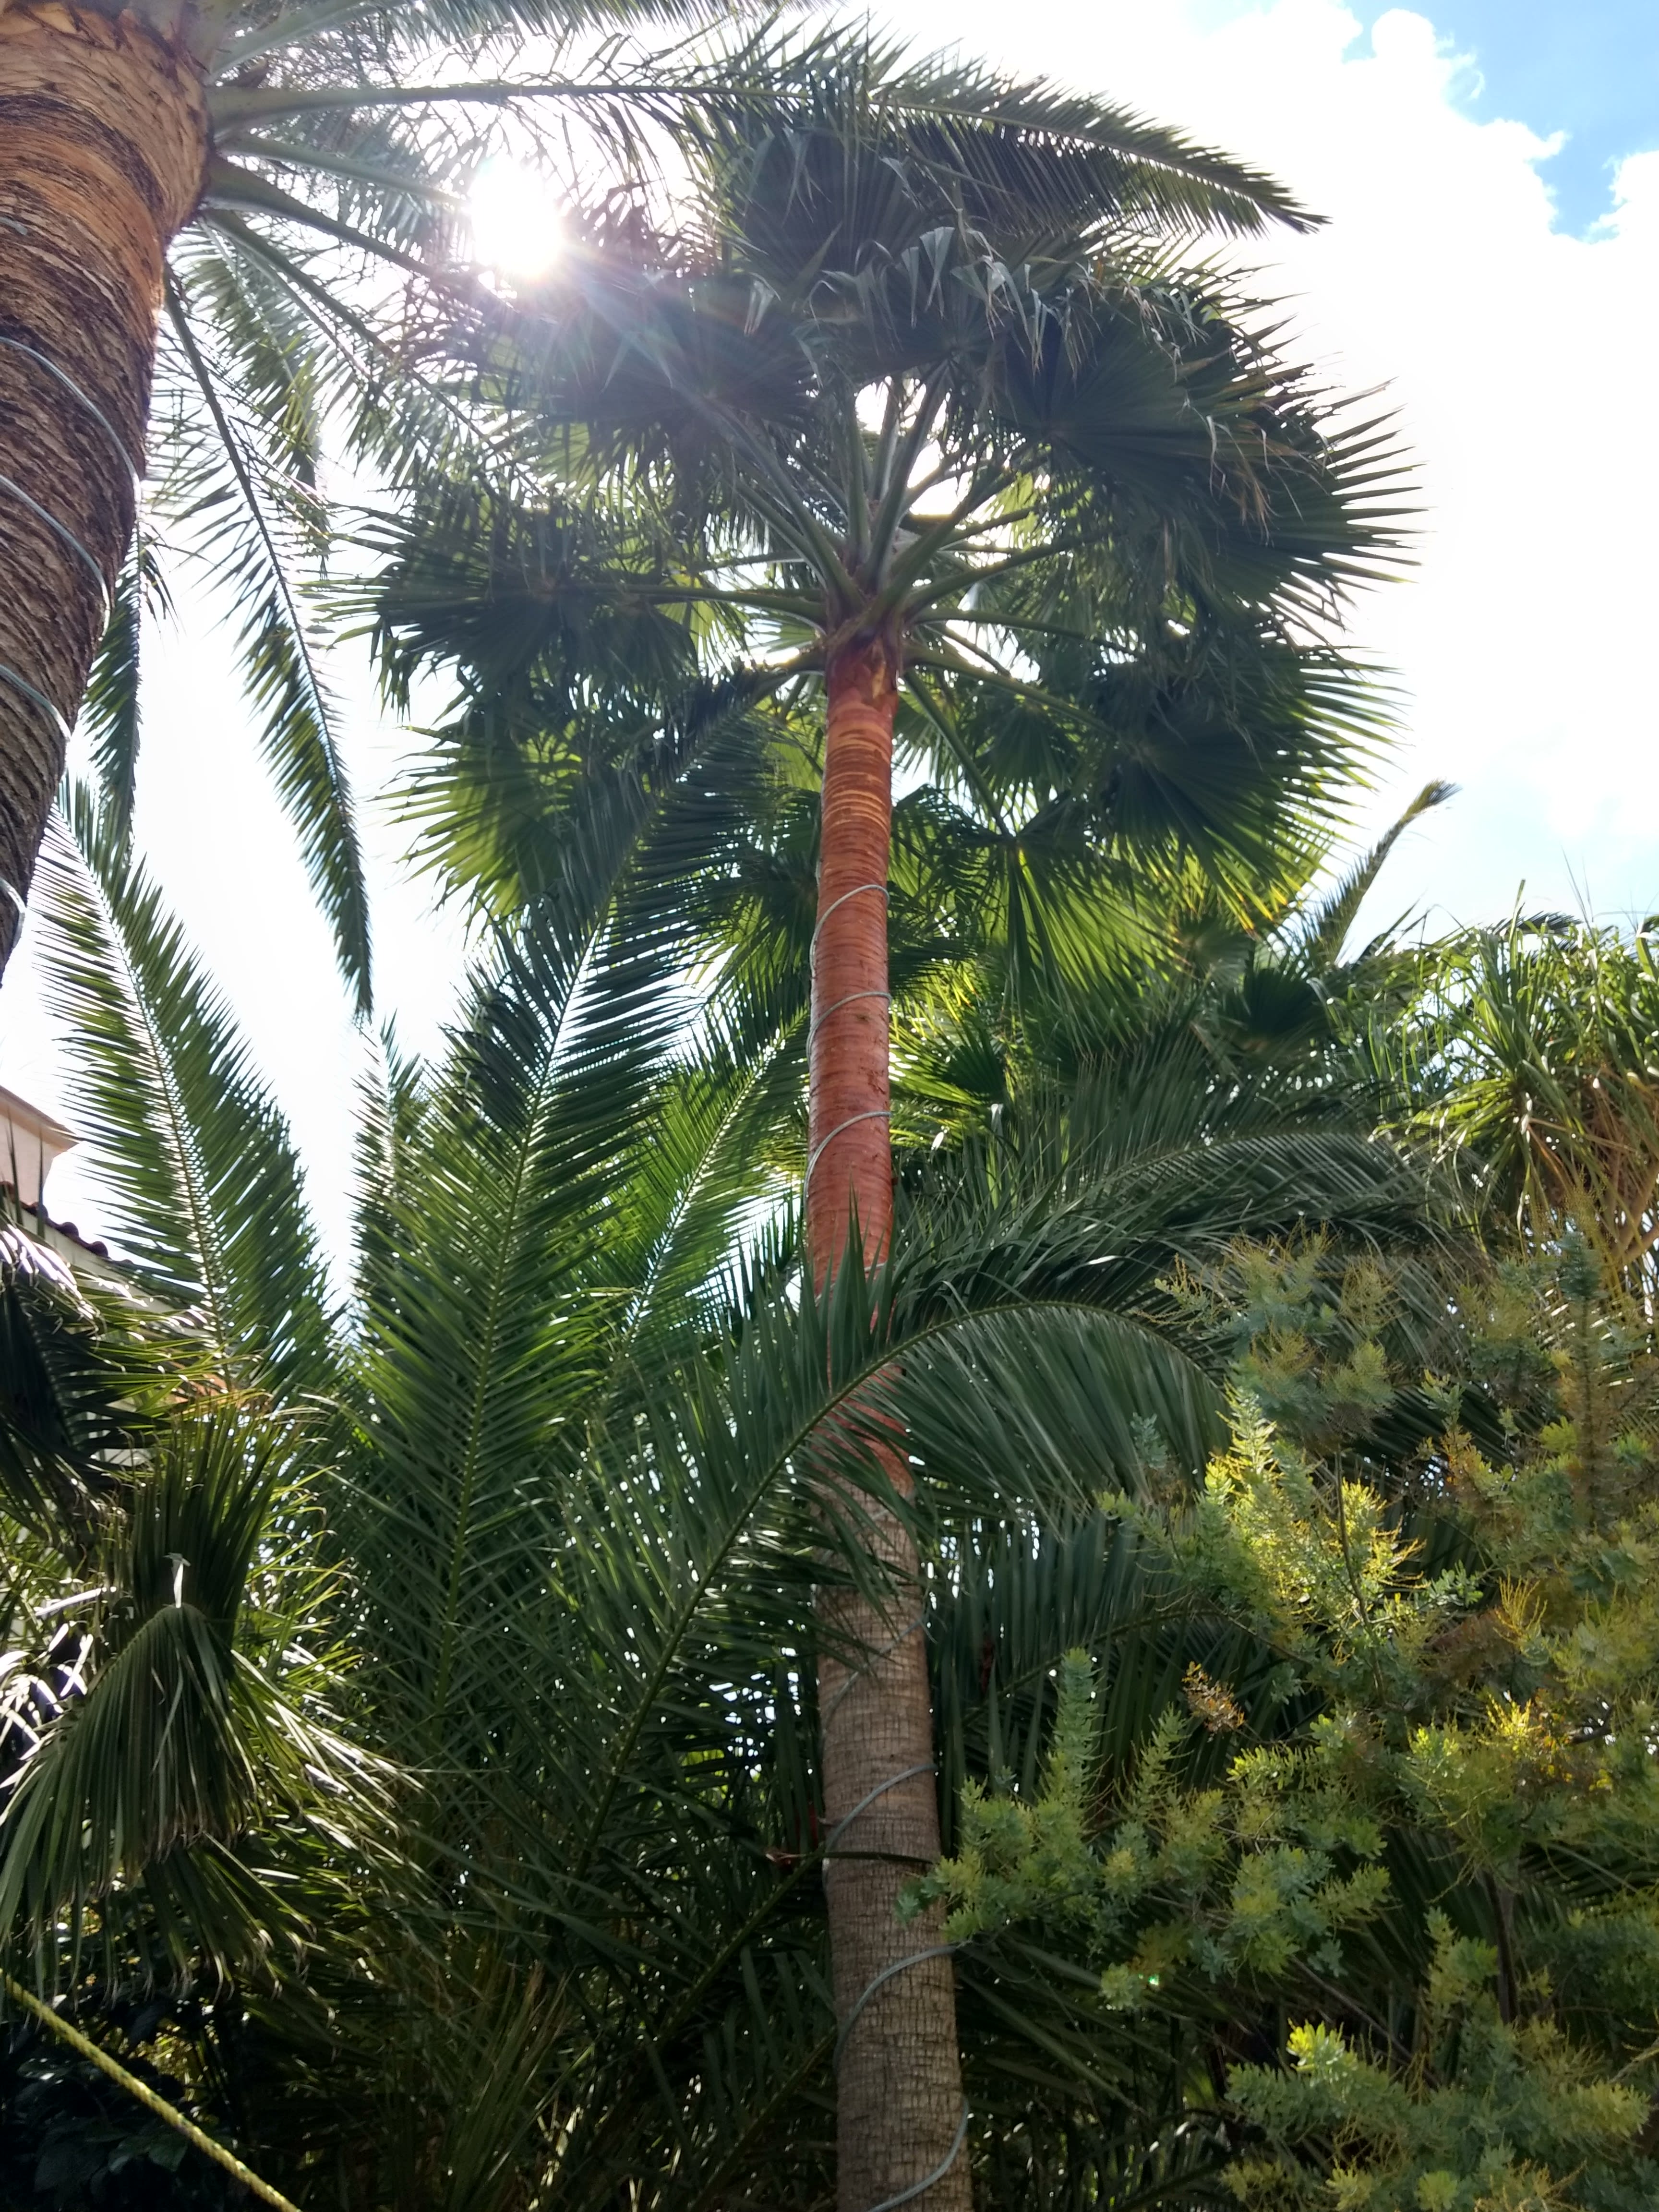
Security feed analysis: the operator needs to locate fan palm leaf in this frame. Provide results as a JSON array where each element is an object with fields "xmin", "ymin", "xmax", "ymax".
[{"xmin": 0, "ymin": 0, "xmax": 1346, "ymax": 1010}]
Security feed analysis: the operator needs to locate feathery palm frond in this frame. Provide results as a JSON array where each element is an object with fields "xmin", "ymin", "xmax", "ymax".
[
  {"xmin": 1297, "ymin": 778, "xmax": 1455, "ymax": 974},
  {"xmin": 161, "ymin": 272, "xmax": 373, "ymax": 1010},
  {"xmin": 1, "ymin": 1398, "xmax": 389, "ymax": 1992},
  {"xmin": 0, "ymin": 1228, "xmax": 168, "ymax": 1538},
  {"xmin": 33, "ymin": 788, "xmax": 332, "ymax": 1397},
  {"xmin": 17, "ymin": 773, "xmax": 1462, "ymax": 2201},
  {"xmin": 80, "ymin": 525, "xmax": 178, "ymax": 851}
]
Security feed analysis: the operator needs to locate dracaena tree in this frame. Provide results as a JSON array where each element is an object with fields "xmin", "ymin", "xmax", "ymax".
[
  {"xmin": 368, "ymin": 57, "xmax": 1410, "ymax": 2208},
  {"xmin": 0, "ymin": 0, "xmax": 788, "ymax": 1008},
  {"xmin": 1382, "ymin": 916, "xmax": 1659, "ymax": 1310}
]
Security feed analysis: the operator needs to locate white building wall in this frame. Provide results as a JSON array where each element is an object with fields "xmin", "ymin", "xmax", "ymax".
[{"xmin": 0, "ymin": 1081, "xmax": 76, "ymax": 1211}]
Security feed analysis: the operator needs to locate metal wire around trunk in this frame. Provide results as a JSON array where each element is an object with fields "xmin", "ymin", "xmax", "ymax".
[{"xmin": 863, "ymin": 2103, "xmax": 971, "ymax": 2212}]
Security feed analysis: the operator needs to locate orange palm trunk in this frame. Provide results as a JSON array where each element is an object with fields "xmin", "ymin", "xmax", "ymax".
[
  {"xmin": 810, "ymin": 633, "xmax": 971, "ymax": 2212},
  {"xmin": 0, "ymin": 3, "xmax": 207, "ymax": 971},
  {"xmin": 807, "ymin": 635, "xmax": 901, "ymax": 1271}
]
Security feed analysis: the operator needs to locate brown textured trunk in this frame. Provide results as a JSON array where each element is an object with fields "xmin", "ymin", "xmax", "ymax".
[
  {"xmin": 0, "ymin": 0, "xmax": 207, "ymax": 970},
  {"xmin": 809, "ymin": 632, "xmax": 971, "ymax": 2212}
]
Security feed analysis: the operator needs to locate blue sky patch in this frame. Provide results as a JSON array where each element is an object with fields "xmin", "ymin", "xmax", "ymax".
[
  {"xmin": 1367, "ymin": 1, "xmax": 1658, "ymax": 232},
  {"xmin": 1199, "ymin": 1, "xmax": 1659, "ymax": 232}
]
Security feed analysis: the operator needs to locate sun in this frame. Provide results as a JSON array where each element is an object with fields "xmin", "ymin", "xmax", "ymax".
[{"xmin": 468, "ymin": 157, "xmax": 563, "ymax": 281}]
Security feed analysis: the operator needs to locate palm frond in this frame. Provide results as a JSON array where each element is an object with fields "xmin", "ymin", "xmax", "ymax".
[
  {"xmin": 81, "ymin": 527, "xmax": 175, "ymax": 849},
  {"xmin": 0, "ymin": 1229, "xmax": 162, "ymax": 1538},
  {"xmin": 163, "ymin": 273, "xmax": 372, "ymax": 1012},
  {"xmin": 1, "ymin": 1403, "xmax": 385, "ymax": 1985},
  {"xmin": 33, "ymin": 791, "xmax": 332, "ymax": 1398},
  {"xmin": 1297, "ymin": 777, "xmax": 1455, "ymax": 973}
]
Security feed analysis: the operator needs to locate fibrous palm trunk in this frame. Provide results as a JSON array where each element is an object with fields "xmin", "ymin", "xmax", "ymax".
[
  {"xmin": 809, "ymin": 632, "xmax": 972, "ymax": 2212},
  {"xmin": 0, "ymin": 1, "xmax": 206, "ymax": 971}
]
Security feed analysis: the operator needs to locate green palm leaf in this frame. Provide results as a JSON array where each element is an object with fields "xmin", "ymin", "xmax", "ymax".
[
  {"xmin": 1, "ymin": 1402, "xmax": 385, "ymax": 1986},
  {"xmin": 33, "ymin": 788, "xmax": 332, "ymax": 1398},
  {"xmin": 162, "ymin": 273, "xmax": 373, "ymax": 1009}
]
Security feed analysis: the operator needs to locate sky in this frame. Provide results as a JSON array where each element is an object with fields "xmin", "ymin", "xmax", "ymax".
[
  {"xmin": 3, "ymin": 0, "xmax": 1658, "ymax": 1257},
  {"xmin": 1335, "ymin": 0, "xmax": 1659, "ymax": 231}
]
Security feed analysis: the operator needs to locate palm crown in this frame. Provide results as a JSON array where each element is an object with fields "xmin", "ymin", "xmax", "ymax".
[{"xmin": 373, "ymin": 50, "xmax": 1411, "ymax": 1080}]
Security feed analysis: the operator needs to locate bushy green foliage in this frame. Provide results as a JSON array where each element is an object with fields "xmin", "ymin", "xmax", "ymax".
[
  {"xmin": 0, "ymin": 2003, "xmax": 243, "ymax": 2210},
  {"xmin": 917, "ymin": 1236, "xmax": 1659, "ymax": 2209},
  {"xmin": 1385, "ymin": 921, "xmax": 1659, "ymax": 1308},
  {"xmin": 12, "ymin": 791, "xmax": 1450, "ymax": 2205}
]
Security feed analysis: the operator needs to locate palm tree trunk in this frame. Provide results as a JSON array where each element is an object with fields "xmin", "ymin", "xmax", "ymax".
[
  {"xmin": 810, "ymin": 631, "xmax": 971, "ymax": 2212},
  {"xmin": 0, "ymin": 2, "xmax": 206, "ymax": 972}
]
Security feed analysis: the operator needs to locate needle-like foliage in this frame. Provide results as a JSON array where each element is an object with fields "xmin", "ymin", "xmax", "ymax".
[{"xmin": 920, "ymin": 1236, "xmax": 1659, "ymax": 2211}]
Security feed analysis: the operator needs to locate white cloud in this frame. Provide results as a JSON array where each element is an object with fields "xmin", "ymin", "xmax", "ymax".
[
  {"xmin": 887, "ymin": 0, "xmax": 1659, "ymax": 926},
  {"xmin": 5, "ymin": 0, "xmax": 1658, "ymax": 1247}
]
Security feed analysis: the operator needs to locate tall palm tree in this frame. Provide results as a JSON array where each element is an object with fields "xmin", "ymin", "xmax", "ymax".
[
  {"xmin": 5, "ymin": 782, "xmax": 1438, "ymax": 2206},
  {"xmin": 370, "ymin": 53, "xmax": 1409, "ymax": 2202}
]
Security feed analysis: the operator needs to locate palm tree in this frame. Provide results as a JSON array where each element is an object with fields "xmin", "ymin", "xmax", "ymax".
[
  {"xmin": 4, "ymin": 782, "xmax": 1437, "ymax": 2206},
  {"xmin": 368, "ymin": 51, "xmax": 1409, "ymax": 2201},
  {"xmin": 0, "ymin": 0, "xmax": 909, "ymax": 1004}
]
